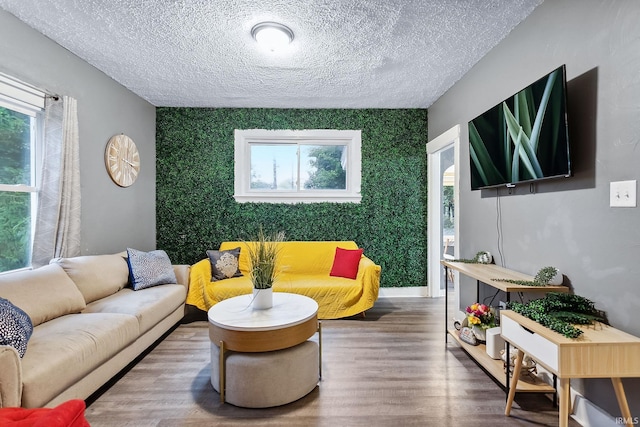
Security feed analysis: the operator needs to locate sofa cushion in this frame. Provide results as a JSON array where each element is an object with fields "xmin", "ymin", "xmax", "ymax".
[
  {"xmin": 330, "ymin": 247, "xmax": 364, "ymax": 279},
  {"xmin": 207, "ymin": 248, "xmax": 243, "ymax": 281},
  {"xmin": 20, "ymin": 313, "xmax": 139, "ymax": 408},
  {"xmin": 126, "ymin": 248, "xmax": 178, "ymax": 290},
  {"xmin": 83, "ymin": 285, "xmax": 186, "ymax": 334},
  {"xmin": 50, "ymin": 254, "xmax": 129, "ymax": 304},
  {"xmin": 0, "ymin": 297, "xmax": 33, "ymax": 357},
  {"xmin": 0, "ymin": 264, "xmax": 86, "ymax": 327}
]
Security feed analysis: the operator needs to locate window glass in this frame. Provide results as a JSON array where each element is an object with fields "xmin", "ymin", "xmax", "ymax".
[
  {"xmin": 235, "ymin": 129, "xmax": 361, "ymax": 204},
  {"xmin": 250, "ymin": 144, "xmax": 298, "ymax": 190},
  {"xmin": 0, "ymin": 191, "xmax": 32, "ymax": 272},
  {"xmin": 0, "ymin": 107, "xmax": 32, "ymax": 185},
  {"xmin": 0, "ymin": 74, "xmax": 44, "ymax": 273},
  {"xmin": 301, "ymin": 145, "xmax": 347, "ymax": 190}
]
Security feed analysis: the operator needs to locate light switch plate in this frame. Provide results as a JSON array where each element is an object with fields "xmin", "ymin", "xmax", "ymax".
[{"xmin": 610, "ymin": 180, "xmax": 637, "ymax": 207}]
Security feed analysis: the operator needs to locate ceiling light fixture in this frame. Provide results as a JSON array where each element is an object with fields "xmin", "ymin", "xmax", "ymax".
[{"xmin": 251, "ymin": 22, "xmax": 294, "ymax": 52}]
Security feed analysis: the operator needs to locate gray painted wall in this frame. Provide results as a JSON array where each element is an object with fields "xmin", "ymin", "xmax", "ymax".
[
  {"xmin": 0, "ymin": 10, "xmax": 156, "ymax": 255},
  {"xmin": 429, "ymin": 0, "xmax": 640, "ymax": 419}
]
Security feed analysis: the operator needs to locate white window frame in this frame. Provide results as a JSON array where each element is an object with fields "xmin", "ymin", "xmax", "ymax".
[
  {"xmin": 234, "ymin": 129, "xmax": 362, "ymax": 204},
  {"xmin": 0, "ymin": 73, "xmax": 45, "ymax": 273}
]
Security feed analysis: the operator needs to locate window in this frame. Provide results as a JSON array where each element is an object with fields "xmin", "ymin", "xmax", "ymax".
[
  {"xmin": 234, "ymin": 129, "xmax": 362, "ymax": 203},
  {"xmin": 0, "ymin": 73, "xmax": 44, "ymax": 273}
]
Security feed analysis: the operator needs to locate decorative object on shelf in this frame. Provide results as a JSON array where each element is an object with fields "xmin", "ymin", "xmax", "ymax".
[
  {"xmin": 501, "ymin": 347, "xmax": 537, "ymax": 380},
  {"xmin": 465, "ymin": 303, "xmax": 496, "ymax": 342},
  {"xmin": 104, "ymin": 134, "xmax": 140, "ymax": 187},
  {"xmin": 453, "ymin": 251, "xmax": 493, "ymax": 264},
  {"xmin": 459, "ymin": 326, "xmax": 478, "ymax": 346},
  {"xmin": 543, "ymin": 266, "xmax": 564, "ymax": 286},
  {"xmin": 453, "ymin": 311, "xmax": 467, "ymax": 331},
  {"xmin": 485, "ymin": 326, "xmax": 505, "ymax": 359},
  {"xmin": 508, "ymin": 292, "xmax": 606, "ymax": 338},
  {"xmin": 493, "ymin": 266, "xmax": 562, "ymax": 287},
  {"xmin": 472, "ymin": 325, "xmax": 487, "ymax": 342},
  {"xmin": 246, "ymin": 228, "xmax": 285, "ymax": 310}
]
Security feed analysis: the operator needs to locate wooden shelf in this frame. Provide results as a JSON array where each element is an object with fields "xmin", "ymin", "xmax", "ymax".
[
  {"xmin": 448, "ymin": 329, "xmax": 555, "ymax": 393},
  {"xmin": 441, "ymin": 261, "xmax": 568, "ymax": 294},
  {"xmin": 442, "ymin": 261, "xmax": 565, "ymax": 399}
]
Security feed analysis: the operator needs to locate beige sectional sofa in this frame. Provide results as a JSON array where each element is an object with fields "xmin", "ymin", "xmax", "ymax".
[{"xmin": 0, "ymin": 253, "xmax": 189, "ymax": 408}]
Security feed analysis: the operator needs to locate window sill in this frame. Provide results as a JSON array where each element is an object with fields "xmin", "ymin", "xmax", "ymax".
[{"xmin": 233, "ymin": 193, "xmax": 362, "ymax": 204}]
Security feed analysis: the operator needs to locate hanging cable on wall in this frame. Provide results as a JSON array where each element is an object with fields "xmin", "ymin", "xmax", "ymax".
[{"xmin": 496, "ymin": 188, "xmax": 506, "ymax": 267}]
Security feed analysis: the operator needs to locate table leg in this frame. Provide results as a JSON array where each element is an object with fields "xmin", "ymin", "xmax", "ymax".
[
  {"xmin": 444, "ymin": 266, "xmax": 449, "ymax": 343},
  {"xmin": 612, "ymin": 378, "xmax": 633, "ymax": 425},
  {"xmin": 505, "ymin": 349, "xmax": 523, "ymax": 416},
  {"xmin": 558, "ymin": 377, "xmax": 571, "ymax": 427},
  {"xmin": 318, "ymin": 321, "xmax": 323, "ymax": 380},
  {"xmin": 219, "ymin": 340, "xmax": 225, "ymax": 403}
]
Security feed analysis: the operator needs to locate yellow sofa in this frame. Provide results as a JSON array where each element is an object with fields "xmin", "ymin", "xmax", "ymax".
[{"xmin": 186, "ymin": 241, "xmax": 381, "ymax": 319}]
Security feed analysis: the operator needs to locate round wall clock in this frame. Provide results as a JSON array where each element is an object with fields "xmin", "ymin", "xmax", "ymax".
[{"xmin": 104, "ymin": 134, "xmax": 140, "ymax": 187}]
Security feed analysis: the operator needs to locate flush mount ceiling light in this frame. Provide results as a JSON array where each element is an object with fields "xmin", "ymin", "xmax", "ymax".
[{"xmin": 251, "ymin": 22, "xmax": 294, "ymax": 51}]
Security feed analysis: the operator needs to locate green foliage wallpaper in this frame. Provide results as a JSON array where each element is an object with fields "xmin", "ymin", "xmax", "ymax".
[{"xmin": 156, "ymin": 108, "xmax": 427, "ymax": 287}]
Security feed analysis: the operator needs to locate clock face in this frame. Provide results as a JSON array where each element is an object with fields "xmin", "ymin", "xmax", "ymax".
[{"xmin": 105, "ymin": 134, "xmax": 140, "ymax": 187}]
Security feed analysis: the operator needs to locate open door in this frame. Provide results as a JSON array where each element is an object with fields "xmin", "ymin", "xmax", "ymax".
[{"xmin": 427, "ymin": 125, "xmax": 459, "ymax": 301}]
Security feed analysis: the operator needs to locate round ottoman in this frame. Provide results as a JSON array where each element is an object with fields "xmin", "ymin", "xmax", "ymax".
[{"xmin": 211, "ymin": 340, "xmax": 319, "ymax": 408}]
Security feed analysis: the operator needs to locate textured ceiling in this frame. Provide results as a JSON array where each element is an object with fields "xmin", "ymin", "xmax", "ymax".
[{"xmin": 0, "ymin": 0, "xmax": 542, "ymax": 108}]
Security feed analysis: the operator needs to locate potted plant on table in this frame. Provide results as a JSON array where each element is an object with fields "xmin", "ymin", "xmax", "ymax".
[
  {"xmin": 465, "ymin": 303, "xmax": 496, "ymax": 342},
  {"xmin": 247, "ymin": 228, "xmax": 285, "ymax": 309}
]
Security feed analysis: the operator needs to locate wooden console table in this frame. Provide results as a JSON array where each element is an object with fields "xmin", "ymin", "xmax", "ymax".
[
  {"xmin": 442, "ymin": 261, "xmax": 568, "ymax": 395},
  {"xmin": 502, "ymin": 310, "xmax": 640, "ymax": 427}
]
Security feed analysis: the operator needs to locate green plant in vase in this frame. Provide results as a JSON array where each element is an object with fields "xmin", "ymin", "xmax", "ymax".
[{"xmin": 246, "ymin": 228, "xmax": 285, "ymax": 309}]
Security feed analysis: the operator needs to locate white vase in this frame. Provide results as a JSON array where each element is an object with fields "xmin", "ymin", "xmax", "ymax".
[
  {"xmin": 548, "ymin": 268, "xmax": 564, "ymax": 285},
  {"xmin": 252, "ymin": 288, "xmax": 273, "ymax": 310},
  {"xmin": 472, "ymin": 325, "xmax": 487, "ymax": 342},
  {"xmin": 485, "ymin": 327, "xmax": 504, "ymax": 359}
]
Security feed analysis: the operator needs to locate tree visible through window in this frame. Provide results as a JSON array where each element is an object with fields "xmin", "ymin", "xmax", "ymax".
[
  {"xmin": 0, "ymin": 106, "xmax": 35, "ymax": 272},
  {"xmin": 0, "ymin": 73, "xmax": 45, "ymax": 273},
  {"xmin": 250, "ymin": 144, "xmax": 347, "ymax": 191},
  {"xmin": 303, "ymin": 145, "xmax": 346, "ymax": 190}
]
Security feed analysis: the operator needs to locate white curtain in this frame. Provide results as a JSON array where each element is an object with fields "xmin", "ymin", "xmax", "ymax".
[{"xmin": 32, "ymin": 96, "xmax": 81, "ymax": 267}]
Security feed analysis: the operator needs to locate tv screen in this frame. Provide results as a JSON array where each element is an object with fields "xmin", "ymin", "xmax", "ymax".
[{"xmin": 468, "ymin": 65, "xmax": 571, "ymax": 190}]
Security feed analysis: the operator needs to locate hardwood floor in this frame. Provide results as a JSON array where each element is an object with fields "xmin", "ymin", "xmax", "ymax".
[{"xmin": 84, "ymin": 298, "xmax": 578, "ymax": 426}]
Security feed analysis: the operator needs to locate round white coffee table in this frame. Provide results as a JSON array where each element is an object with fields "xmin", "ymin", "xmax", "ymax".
[{"xmin": 208, "ymin": 292, "xmax": 321, "ymax": 407}]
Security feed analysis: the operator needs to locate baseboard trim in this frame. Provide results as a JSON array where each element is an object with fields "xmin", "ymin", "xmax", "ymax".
[
  {"xmin": 378, "ymin": 286, "xmax": 429, "ymax": 298},
  {"xmin": 535, "ymin": 366, "xmax": 621, "ymax": 426},
  {"xmin": 571, "ymin": 389, "xmax": 622, "ymax": 427}
]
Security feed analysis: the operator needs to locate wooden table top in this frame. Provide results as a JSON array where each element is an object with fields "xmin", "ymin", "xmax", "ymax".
[{"xmin": 441, "ymin": 261, "xmax": 569, "ymax": 293}]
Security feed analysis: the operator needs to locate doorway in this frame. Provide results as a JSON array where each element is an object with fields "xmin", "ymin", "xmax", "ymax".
[{"xmin": 427, "ymin": 125, "xmax": 460, "ymax": 299}]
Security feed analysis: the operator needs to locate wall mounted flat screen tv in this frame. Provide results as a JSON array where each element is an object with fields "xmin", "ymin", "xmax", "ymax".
[{"xmin": 468, "ymin": 65, "xmax": 571, "ymax": 190}]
